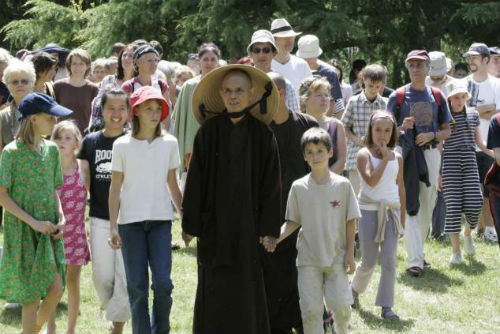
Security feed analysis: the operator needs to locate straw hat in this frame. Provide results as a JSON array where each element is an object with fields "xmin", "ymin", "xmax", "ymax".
[
  {"xmin": 192, "ymin": 64, "xmax": 279, "ymax": 124},
  {"xmin": 270, "ymin": 18, "xmax": 302, "ymax": 38}
]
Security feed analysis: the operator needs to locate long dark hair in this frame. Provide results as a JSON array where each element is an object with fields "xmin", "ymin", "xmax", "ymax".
[{"xmin": 116, "ymin": 43, "xmax": 138, "ymax": 81}]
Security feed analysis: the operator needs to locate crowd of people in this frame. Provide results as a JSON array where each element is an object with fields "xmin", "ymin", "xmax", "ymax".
[{"xmin": 0, "ymin": 17, "xmax": 498, "ymax": 334}]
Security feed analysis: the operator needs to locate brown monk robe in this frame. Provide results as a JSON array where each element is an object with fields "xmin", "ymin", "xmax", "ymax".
[{"xmin": 182, "ymin": 65, "xmax": 282, "ymax": 333}]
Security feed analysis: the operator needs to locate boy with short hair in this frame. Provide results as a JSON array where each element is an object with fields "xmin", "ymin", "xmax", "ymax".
[
  {"xmin": 341, "ymin": 64, "xmax": 387, "ymax": 194},
  {"xmin": 271, "ymin": 127, "xmax": 361, "ymax": 334}
]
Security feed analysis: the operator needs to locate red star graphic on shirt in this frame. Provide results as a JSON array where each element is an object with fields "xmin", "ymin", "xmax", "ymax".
[{"xmin": 330, "ymin": 200, "xmax": 340, "ymax": 208}]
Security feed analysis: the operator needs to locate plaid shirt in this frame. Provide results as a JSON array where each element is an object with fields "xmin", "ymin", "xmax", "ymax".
[
  {"xmin": 341, "ymin": 92, "xmax": 387, "ymax": 170},
  {"xmin": 285, "ymin": 79, "xmax": 300, "ymax": 113}
]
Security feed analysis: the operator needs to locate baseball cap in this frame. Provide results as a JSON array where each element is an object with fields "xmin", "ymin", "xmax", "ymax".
[
  {"xmin": 18, "ymin": 93, "xmax": 73, "ymax": 119},
  {"xmin": 130, "ymin": 86, "xmax": 169, "ymax": 121},
  {"xmin": 489, "ymin": 46, "xmax": 500, "ymax": 55},
  {"xmin": 462, "ymin": 43, "xmax": 490, "ymax": 57},
  {"xmin": 405, "ymin": 50, "xmax": 429, "ymax": 63}
]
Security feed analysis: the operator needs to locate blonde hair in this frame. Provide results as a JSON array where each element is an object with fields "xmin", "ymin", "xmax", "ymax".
[
  {"xmin": 298, "ymin": 77, "xmax": 331, "ymax": 113},
  {"xmin": 51, "ymin": 120, "xmax": 82, "ymax": 152},
  {"xmin": 92, "ymin": 58, "xmax": 107, "ymax": 72},
  {"xmin": 16, "ymin": 116, "xmax": 35, "ymax": 145},
  {"xmin": 3, "ymin": 58, "xmax": 36, "ymax": 89},
  {"xmin": 66, "ymin": 48, "xmax": 92, "ymax": 77},
  {"xmin": 174, "ymin": 65, "xmax": 195, "ymax": 82}
]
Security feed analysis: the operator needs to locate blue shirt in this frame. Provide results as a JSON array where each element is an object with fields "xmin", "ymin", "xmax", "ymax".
[{"xmin": 387, "ymin": 84, "xmax": 452, "ymax": 138}]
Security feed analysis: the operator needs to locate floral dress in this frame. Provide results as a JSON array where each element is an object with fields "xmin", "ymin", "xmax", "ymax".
[
  {"xmin": 0, "ymin": 139, "xmax": 66, "ymax": 304},
  {"xmin": 58, "ymin": 164, "xmax": 90, "ymax": 265}
]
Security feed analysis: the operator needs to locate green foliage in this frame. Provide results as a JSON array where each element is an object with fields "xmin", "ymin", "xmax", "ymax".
[{"xmin": 1, "ymin": 0, "xmax": 499, "ymax": 86}]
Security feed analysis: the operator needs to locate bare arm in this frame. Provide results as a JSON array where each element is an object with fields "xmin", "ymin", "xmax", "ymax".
[
  {"xmin": 0, "ymin": 185, "xmax": 56, "ymax": 234},
  {"xmin": 476, "ymin": 104, "xmax": 498, "ymax": 120},
  {"xmin": 345, "ymin": 127, "xmax": 364, "ymax": 147},
  {"xmin": 494, "ymin": 147, "xmax": 500, "ymax": 166},
  {"xmin": 108, "ymin": 171, "xmax": 123, "ymax": 249},
  {"xmin": 79, "ymin": 159, "xmax": 91, "ymax": 192},
  {"xmin": 344, "ymin": 219, "xmax": 356, "ymax": 274},
  {"xmin": 475, "ymin": 126, "xmax": 494, "ymax": 157},
  {"xmin": 276, "ymin": 220, "xmax": 301, "ymax": 244},
  {"xmin": 330, "ymin": 121, "xmax": 347, "ymax": 174},
  {"xmin": 357, "ymin": 147, "xmax": 389, "ymax": 187},
  {"xmin": 396, "ymin": 153, "xmax": 406, "ymax": 229},
  {"xmin": 167, "ymin": 169, "xmax": 183, "ymax": 218},
  {"xmin": 51, "ymin": 190, "xmax": 66, "ymax": 240}
]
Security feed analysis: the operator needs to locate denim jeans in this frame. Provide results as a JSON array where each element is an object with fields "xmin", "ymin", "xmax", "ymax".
[
  {"xmin": 491, "ymin": 194, "xmax": 500, "ymax": 249},
  {"xmin": 119, "ymin": 220, "xmax": 173, "ymax": 334}
]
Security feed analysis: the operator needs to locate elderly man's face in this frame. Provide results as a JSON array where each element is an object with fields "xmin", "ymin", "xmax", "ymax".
[
  {"xmin": 274, "ymin": 36, "xmax": 295, "ymax": 54},
  {"xmin": 407, "ymin": 59, "xmax": 429, "ymax": 83},
  {"xmin": 249, "ymin": 42, "xmax": 275, "ymax": 71},
  {"xmin": 220, "ymin": 72, "xmax": 253, "ymax": 113}
]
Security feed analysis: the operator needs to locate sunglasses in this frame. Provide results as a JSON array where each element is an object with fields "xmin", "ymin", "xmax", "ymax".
[
  {"xmin": 251, "ymin": 47, "xmax": 272, "ymax": 54},
  {"xmin": 8, "ymin": 79, "xmax": 31, "ymax": 86}
]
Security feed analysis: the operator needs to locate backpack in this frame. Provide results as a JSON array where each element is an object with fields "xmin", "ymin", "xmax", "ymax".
[{"xmin": 394, "ymin": 85, "xmax": 445, "ymax": 125}]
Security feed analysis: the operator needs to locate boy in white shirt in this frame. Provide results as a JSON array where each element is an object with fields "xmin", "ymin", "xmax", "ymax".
[{"xmin": 268, "ymin": 127, "xmax": 361, "ymax": 334}]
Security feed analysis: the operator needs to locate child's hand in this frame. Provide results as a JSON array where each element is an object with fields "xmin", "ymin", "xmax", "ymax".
[
  {"xmin": 108, "ymin": 230, "xmax": 122, "ymax": 250},
  {"xmin": 344, "ymin": 254, "xmax": 356, "ymax": 274},
  {"xmin": 33, "ymin": 220, "xmax": 57, "ymax": 235},
  {"xmin": 437, "ymin": 174, "xmax": 443, "ymax": 192},
  {"xmin": 260, "ymin": 236, "xmax": 277, "ymax": 252},
  {"xmin": 377, "ymin": 142, "xmax": 390, "ymax": 161},
  {"xmin": 182, "ymin": 231, "xmax": 194, "ymax": 247},
  {"xmin": 402, "ymin": 117, "xmax": 414, "ymax": 130}
]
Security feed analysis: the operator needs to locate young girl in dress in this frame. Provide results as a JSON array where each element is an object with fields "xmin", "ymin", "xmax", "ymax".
[
  {"xmin": 351, "ymin": 110, "xmax": 406, "ymax": 319},
  {"xmin": 47, "ymin": 120, "xmax": 89, "ymax": 333},
  {"xmin": 109, "ymin": 86, "xmax": 182, "ymax": 334},
  {"xmin": 440, "ymin": 81, "xmax": 492, "ymax": 264},
  {"xmin": 299, "ymin": 77, "xmax": 347, "ymax": 174},
  {"xmin": 0, "ymin": 92, "xmax": 72, "ymax": 334}
]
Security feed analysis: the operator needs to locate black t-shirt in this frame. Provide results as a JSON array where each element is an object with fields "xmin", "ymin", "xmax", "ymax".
[
  {"xmin": 270, "ymin": 111, "xmax": 318, "ymax": 219},
  {"xmin": 487, "ymin": 114, "xmax": 500, "ymax": 149},
  {"xmin": 78, "ymin": 130, "xmax": 125, "ymax": 220}
]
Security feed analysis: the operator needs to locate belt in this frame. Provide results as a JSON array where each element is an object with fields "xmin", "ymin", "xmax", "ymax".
[{"xmin": 422, "ymin": 142, "xmax": 437, "ymax": 150}]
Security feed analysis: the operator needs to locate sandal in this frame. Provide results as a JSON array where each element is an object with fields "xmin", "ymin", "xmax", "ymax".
[
  {"xmin": 381, "ymin": 307, "xmax": 400, "ymax": 320},
  {"xmin": 406, "ymin": 266, "xmax": 422, "ymax": 277}
]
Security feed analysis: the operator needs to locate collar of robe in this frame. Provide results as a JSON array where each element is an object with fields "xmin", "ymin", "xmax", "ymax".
[{"xmin": 199, "ymin": 82, "xmax": 273, "ymax": 121}]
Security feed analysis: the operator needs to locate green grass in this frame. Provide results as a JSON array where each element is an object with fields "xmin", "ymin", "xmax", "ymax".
[{"xmin": 0, "ymin": 221, "xmax": 499, "ymax": 333}]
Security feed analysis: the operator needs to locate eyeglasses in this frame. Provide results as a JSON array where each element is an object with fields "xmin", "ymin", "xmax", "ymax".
[
  {"xmin": 251, "ymin": 47, "xmax": 272, "ymax": 54},
  {"xmin": 8, "ymin": 79, "xmax": 31, "ymax": 86}
]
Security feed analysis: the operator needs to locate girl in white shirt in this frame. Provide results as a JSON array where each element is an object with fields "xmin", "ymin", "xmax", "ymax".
[{"xmin": 108, "ymin": 86, "xmax": 182, "ymax": 334}]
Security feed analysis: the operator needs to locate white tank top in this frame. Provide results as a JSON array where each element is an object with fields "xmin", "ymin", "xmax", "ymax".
[{"xmin": 359, "ymin": 151, "xmax": 400, "ymax": 211}]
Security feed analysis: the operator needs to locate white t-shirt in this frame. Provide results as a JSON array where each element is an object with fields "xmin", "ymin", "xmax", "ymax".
[
  {"xmin": 111, "ymin": 134, "xmax": 180, "ymax": 224},
  {"xmin": 466, "ymin": 75, "xmax": 500, "ymax": 141},
  {"xmin": 286, "ymin": 172, "xmax": 361, "ymax": 267},
  {"xmin": 272, "ymin": 55, "xmax": 312, "ymax": 93},
  {"xmin": 425, "ymin": 75, "xmax": 455, "ymax": 97}
]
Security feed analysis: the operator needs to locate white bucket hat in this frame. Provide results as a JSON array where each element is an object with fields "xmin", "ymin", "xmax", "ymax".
[
  {"xmin": 446, "ymin": 80, "xmax": 472, "ymax": 100},
  {"xmin": 247, "ymin": 30, "xmax": 277, "ymax": 54},
  {"xmin": 429, "ymin": 51, "xmax": 448, "ymax": 76},
  {"xmin": 270, "ymin": 18, "xmax": 302, "ymax": 38},
  {"xmin": 296, "ymin": 34, "xmax": 322, "ymax": 59}
]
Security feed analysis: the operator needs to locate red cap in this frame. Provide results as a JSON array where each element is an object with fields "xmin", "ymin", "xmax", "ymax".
[
  {"xmin": 130, "ymin": 86, "xmax": 169, "ymax": 121},
  {"xmin": 405, "ymin": 50, "xmax": 429, "ymax": 63}
]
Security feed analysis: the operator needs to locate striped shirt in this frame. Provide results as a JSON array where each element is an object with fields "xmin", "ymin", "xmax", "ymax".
[
  {"xmin": 443, "ymin": 108, "xmax": 479, "ymax": 151},
  {"xmin": 341, "ymin": 92, "xmax": 387, "ymax": 170}
]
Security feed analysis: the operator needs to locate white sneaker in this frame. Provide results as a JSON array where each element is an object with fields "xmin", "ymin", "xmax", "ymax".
[
  {"xmin": 484, "ymin": 227, "xmax": 498, "ymax": 243},
  {"xmin": 464, "ymin": 235, "xmax": 476, "ymax": 257},
  {"xmin": 450, "ymin": 252, "xmax": 462, "ymax": 265}
]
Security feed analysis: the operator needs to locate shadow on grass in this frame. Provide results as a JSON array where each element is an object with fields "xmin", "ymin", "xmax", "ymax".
[
  {"xmin": 450, "ymin": 257, "xmax": 487, "ymax": 276},
  {"xmin": 355, "ymin": 308, "xmax": 415, "ymax": 331},
  {"xmin": 398, "ymin": 267, "xmax": 463, "ymax": 293},
  {"xmin": 0, "ymin": 302, "xmax": 68, "ymax": 326}
]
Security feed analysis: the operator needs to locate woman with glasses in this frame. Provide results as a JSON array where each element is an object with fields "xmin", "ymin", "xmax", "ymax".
[{"xmin": 54, "ymin": 48, "xmax": 99, "ymax": 135}]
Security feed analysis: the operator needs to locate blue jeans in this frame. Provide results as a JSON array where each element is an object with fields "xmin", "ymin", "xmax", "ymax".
[{"xmin": 119, "ymin": 220, "xmax": 173, "ymax": 334}]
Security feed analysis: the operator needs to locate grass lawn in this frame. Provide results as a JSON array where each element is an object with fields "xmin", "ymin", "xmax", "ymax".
[{"xmin": 0, "ymin": 220, "xmax": 499, "ymax": 334}]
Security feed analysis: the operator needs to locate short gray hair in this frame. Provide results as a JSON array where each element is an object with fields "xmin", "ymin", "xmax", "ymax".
[{"xmin": 3, "ymin": 59, "xmax": 36, "ymax": 89}]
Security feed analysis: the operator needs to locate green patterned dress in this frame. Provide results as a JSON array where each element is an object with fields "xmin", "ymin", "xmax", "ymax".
[{"xmin": 0, "ymin": 139, "xmax": 66, "ymax": 304}]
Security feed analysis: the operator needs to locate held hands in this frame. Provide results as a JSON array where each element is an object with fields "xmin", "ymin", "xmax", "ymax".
[
  {"xmin": 415, "ymin": 132, "xmax": 434, "ymax": 146},
  {"xmin": 182, "ymin": 231, "xmax": 194, "ymax": 247},
  {"xmin": 51, "ymin": 215, "xmax": 66, "ymax": 240},
  {"xmin": 344, "ymin": 253, "xmax": 356, "ymax": 274},
  {"xmin": 108, "ymin": 229, "xmax": 122, "ymax": 250},
  {"xmin": 260, "ymin": 236, "xmax": 277, "ymax": 253},
  {"xmin": 32, "ymin": 220, "xmax": 57, "ymax": 235}
]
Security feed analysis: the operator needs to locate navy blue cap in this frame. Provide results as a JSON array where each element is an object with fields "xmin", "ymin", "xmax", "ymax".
[
  {"xmin": 18, "ymin": 93, "xmax": 73, "ymax": 119},
  {"xmin": 463, "ymin": 43, "xmax": 490, "ymax": 57}
]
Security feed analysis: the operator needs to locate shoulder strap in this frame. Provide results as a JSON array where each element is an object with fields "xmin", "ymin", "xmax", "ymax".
[
  {"xmin": 430, "ymin": 87, "xmax": 442, "ymax": 107},
  {"xmin": 395, "ymin": 86, "xmax": 406, "ymax": 124}
]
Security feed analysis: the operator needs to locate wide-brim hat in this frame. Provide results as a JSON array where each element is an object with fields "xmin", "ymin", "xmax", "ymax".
[
  {"xmin": 270, "ymin": 18, "xmax": 302, "ymax": 38},
  {"xmin": 296, "ymin": 34, "xmax": 323, "ymax": 59},
  {"xmin": 429, "ymin": 51, "xmax": 448, "ymax": 76},
  {"xmin": 247, "ymin": 29, "xmax": 277, "ymax": 54},
  {"xmin": 192, "ymin": 64, "xmax": 279, "ymax": 125},
  {"xmin": 446, "ymin": 80, "xmax": 471, "ymax": 100},
  {"xmin": 130, "ymin": 86, "xmax": 169, "ymax": 121}
]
